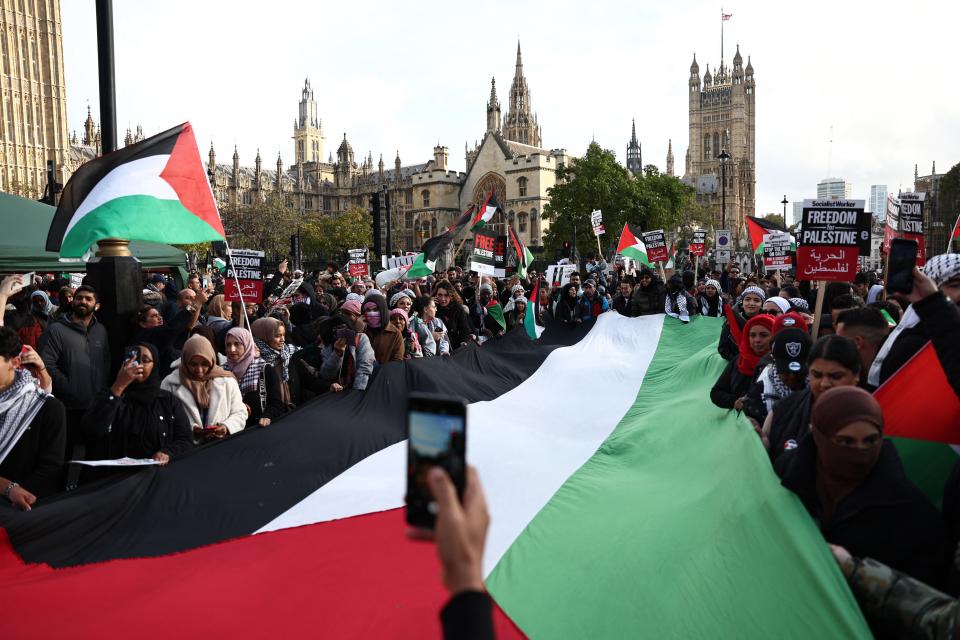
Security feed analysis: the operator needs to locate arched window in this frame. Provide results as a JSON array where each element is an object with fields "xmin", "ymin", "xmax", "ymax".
[
  {"xmin": 517, "ymin": 176, "xmax": 528, "ymax": 197},
  {"xmin": 703, "ymin": 133, "xmax": 711, "ymax": 160},
  {"xmin": 508, "ymin": 210, "xmax": 515, "ymax": 225},
  {"xmin": 518, "ymin": 212, "xmax": 528, "ymax": 233},
  {"xmin": 713, "ymin": 132, "xmax": 720, "ymax": 157},
  {"xmin": 421, "ymin": 189, "xmax": 430, "ymax": 207}
]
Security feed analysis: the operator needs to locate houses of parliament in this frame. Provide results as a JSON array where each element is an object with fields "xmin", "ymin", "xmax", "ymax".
[
  {"xmin": 1, "ymin": 0, "xmax": 757, "ymax": 254},
  {"xmin": 204, "ymin": 42, "xmax": 570, "ymax": 253}
]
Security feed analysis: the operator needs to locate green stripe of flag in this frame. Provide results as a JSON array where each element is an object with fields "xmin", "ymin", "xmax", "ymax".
[
  {"xmin": 487, "ymin": 317, "xmax": 870, "ymax": 638},
  {"xmin": 61, "ymin": 195, "xmax": 224, "ymax": 257}
]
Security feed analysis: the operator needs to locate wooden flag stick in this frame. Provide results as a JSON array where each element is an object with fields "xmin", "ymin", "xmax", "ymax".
[{"xmin": 811, "ymin": 280, "xmax": 826, "ymax": 342}]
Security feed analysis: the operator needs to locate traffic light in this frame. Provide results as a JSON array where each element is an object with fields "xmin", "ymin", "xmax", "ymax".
[
  {"xmin": 562, "ymin": 240, "xmax": 571, "ymax": 258},
  {"xmin": 369, "ymin": 193, "xmax": 382, "ymax": 256}
]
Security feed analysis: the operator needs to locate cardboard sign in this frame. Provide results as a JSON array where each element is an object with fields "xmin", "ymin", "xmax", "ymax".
[
  {"xmin": 223, "ymin": 249, "xmax": 264, "ymax": 303},
  {"xmin": 796, "ymin": 246, "xmax": 858, "ymax": 281},
  {"xmin": 385, "ymin": 254, "xmax": 416, "ymax": 270},
  {"xmin": 899, "ymin": 192, "xmax": 926, "ymax": 265},
  {"xmin": 545, "ymin": 264, "xmax": 577, "ymax": 288},
  {"xmin": 641, "ymin": 229, "xmax": 668, "ymax": 263},
  {"xmin": 800, "ymin": 199, "xmax": 870, "ymax": 255},
  {"xmin": 798, "ymin": 200, "xmax": 866, "ymax": 281},
  {"xmin": 689, "ymin": 230, "xmax": 706, "ymax": 257},
  {"xmin": 470, "ymin": 231, "xmax": 507, "ymax": 277},
  {"xmin": 883, "ymin": 193, "xmax": 899, "ymax": 254},
  {"xmin": 763, "ymin": 232, "xmax": 792, "ymax": 272},
  {"xmin": 590, "ymin": 209, "xmax": 605, "ymax": 236},
  {"xmin": 347, "ymin": 248, "xmax": 369, "ymax": 278}
]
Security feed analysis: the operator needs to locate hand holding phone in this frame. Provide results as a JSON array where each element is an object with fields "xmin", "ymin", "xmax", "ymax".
[{"xmin": 406, "ymin": 393, "xmax": 467, "ymax": 531}]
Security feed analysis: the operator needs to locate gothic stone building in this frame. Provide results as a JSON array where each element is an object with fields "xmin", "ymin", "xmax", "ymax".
[
  {"xmin": 0, "ymin": 0, "xmax": 70, "ymax": 198},
  {"xmin": 207, "ymin": 43, "xmax": 568, "ymax": 256},
  {"xmin": 682, "ymin": 46, "xmax": 756, "ymax": 239}
]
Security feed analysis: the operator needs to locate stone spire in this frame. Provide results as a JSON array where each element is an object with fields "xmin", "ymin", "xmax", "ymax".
[
  {"xmin": 83, "ymin": 105, "xmax": 96, "ymax": 146},
  {"xmin": 486, "ymin": 77, "xmax": 501, "ymax": 134},
  {"xmin": 208, "ymin": 141, "xmax": 216, "ymax": 173},
  {"xmin": 626, "ymin": 119, "xmax": 642, "ymax": 175},
  {"xmin": 502, "ymin": 41, "xmax": 541, "ymax": 147},
  {"xmin": 276, "ymin": 153, "xmax": 283, "ymax": 189},
  {"xmin": 666, "ymin": 139, "xmax": 674, "ymax": 177}
]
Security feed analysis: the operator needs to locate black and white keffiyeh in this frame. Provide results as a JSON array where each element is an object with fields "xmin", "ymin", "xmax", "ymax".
[
  {"xmin": 0, "ymin": 369, "xmax": 48, "ymax": 465},
  {"xmin": 925, "ymin": 253, "xmax": 960, "ymax": 286},
  {"xmin": 665, "ymin": 291, "xmax": 690, "ymax": 323},
  {"xmin": 254, "ymin": 339, "xmax": 298, "ymax": 382}
]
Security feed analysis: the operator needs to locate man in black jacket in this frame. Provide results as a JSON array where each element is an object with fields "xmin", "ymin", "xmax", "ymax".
[{"xmin": 37, "ymin": 285, "xmax": 110, "ymax": 484}]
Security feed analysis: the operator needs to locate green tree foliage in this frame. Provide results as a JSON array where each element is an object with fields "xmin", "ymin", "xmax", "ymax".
[
  {"xmin": 300, "ymin": 207, "xmax": 372, "ymax": 262},
  {"xmin": 939, "ymin": 162, "xmax": 960, "ymax": 250},
  {"xmin": 222, "ymin": 193, "xmax": 298, "ymax": 257},
  {"xmin": 541, "ymin": 142, "xmax": 704, "ymax": 258},
  {"xmin": 761, "ymin": 214, "xmax": 786, "ymax": 229}
]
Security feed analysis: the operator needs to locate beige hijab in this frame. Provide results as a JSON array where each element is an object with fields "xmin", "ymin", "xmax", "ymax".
[{"xmin": 178, "ymin": 334, "xmax": 234, "ymax": 409}]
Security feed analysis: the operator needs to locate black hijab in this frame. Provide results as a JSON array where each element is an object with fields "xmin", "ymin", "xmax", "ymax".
[{"xmin": 123, "ymin": 343, "xmax": 162, "ymax": 405}]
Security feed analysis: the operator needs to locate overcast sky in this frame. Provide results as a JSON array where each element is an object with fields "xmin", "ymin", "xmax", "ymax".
[{"xmin": 61, "ymin": 0, "xmax": 959, "ymax": 220}]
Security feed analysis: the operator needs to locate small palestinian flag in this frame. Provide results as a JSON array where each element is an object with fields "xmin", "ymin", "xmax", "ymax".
[
  {"xmin": 486, "ymin": 298, "xmax": 506, "ymax": 332},
  {"xmin": 950, "ymin": 213, "xmax": 960, "ymax": 249},
  {"xmin": 403, "ymin": 253, "xmax": 435, "ymax": 279},
  {"xmin": 664, "ymin": 242, "xmax": 677, "ymax": 269},
  {"xmin": 615, "ymin": 223, "xmax": 652, "ymax": 266},
  {"xmin": 420, "ymin": 205, "xmax": 475, "ymax": 263},
  {"xmin": 46, "ymin": 123, "xmax": 225, "ymax": 258},
  {"xmin": 508, "ymin": 224, "xmax": 535, "ymax": 279},
  {"xmin": 745, "ymin": 216, "xmax": 796, "ymax": 255},
  {"xmin": 470, "ymin": 191, "xmax": 499, "ymax": 231},
  {"xmin": 523, "ymin": 278, "xmax": 539, "ymax": 339}
]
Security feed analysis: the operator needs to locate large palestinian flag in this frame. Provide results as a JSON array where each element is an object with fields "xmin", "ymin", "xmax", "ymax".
[
  {"xmin": 46, "ymin": 122, "xmax": 225, "ymax": 258},
  {"xmin": 0, "ymin": 316, "xmax": 871, "ymax": 638},
  {"xmin": 615, "ymin": 222, "xmax": 652, "ymax": 266},
  {"xmin": 470, "ymin": 191, "xmax": 499, "ymax": 231},
  {"xmin": 745, "ymin": 215, "xmax": 796, "ymax": 255}
]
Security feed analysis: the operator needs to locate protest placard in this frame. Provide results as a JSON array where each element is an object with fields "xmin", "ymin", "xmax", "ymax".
[
  {"xmin": 470, "ymin": 231, "xmax": 507, "ymax": 277},
  {"xmin": 641, "ymin": 229, "xmax": 668, "ymax": 263},
  {"xmin": 223, "ymin": 249, "xmax": 264, "ymax": 303},
  {"xmin": 797, "ymin": 200, "xmax": 864, "ymax": 281},
  {"xmin": 347, "ymin": 248, "xmax": 369, "ymax": 278},
  {"xmin": 763, "ymin": 232, "xmax": 792, "ymax": 272}
]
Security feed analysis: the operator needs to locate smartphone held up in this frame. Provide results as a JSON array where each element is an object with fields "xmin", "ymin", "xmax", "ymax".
[
  {"xmin": 405, "ymin": 393, "xmax": 467, "ymax": 531},
  {"xmin": 886, "ymin": 239, "xmax": 919, "ymax": 295}
]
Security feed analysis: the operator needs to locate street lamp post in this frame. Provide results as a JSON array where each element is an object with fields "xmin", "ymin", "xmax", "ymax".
[
  {"xmin": 717, "ymin": 150, "xmax": 730, "ymax": 229},
  {"xmin": 781, "ymin": 195, "xmax": 788, "ymax": 221}
]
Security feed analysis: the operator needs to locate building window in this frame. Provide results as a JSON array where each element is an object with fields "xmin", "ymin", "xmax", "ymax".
[
  {"xmin": 518, "ymin": 177, "xmax": 528, "ymax": 197},
  {"xmin": 421, "ymin": 189, "xmax": 430, "ymax": 207},
  {"xmin": 713, "ymin": 132, "xmax": 720, "ymax": 156},
  {"xmin": 703, "ymin": 133, "xmax": 711, "ymax": 160},
  {"xmin": 518, "ymin": 212, "xmax": 528, "ymax": 232},
  {"xmin": 405, "ymin": 190, "xmax": 413, "ymax": 206}
]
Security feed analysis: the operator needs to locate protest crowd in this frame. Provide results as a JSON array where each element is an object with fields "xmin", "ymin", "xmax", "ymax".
[{"xmin": 1, "ymin": 243, "xmax": 960, "ymax": 639}]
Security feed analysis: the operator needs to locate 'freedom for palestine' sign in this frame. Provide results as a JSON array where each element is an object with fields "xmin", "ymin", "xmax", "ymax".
[{"xmin": 797, "ymin": 200, "xmax": 867, "ymax": 281}]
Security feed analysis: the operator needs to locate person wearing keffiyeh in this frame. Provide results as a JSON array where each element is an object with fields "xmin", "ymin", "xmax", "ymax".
[
  {"xmin": 664, "ymin": 274, "xmax": 697, "ymax": 323},
  {"xmin": 698, "ymin": 279, "xmax": 724, "ymax": 318},
  {"xmin": 0, "ymin": 326, "xmax": 66, "ymax": 510}
]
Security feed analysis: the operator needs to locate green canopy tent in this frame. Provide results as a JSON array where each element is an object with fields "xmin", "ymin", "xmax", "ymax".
[{"xmin": 0, "ymin": 192, "xmax": 189, "ymax": 276}]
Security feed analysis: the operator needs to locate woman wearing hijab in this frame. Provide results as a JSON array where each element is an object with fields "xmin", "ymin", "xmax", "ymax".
[
  {"xmin": 554, "ymin": 282, "xmax": 580, "ymax": 325},
  {"xmin": 710, "ymin": 314, "xmax": 774, "ymax": 410},
  {"xmin": 363, "ymin": 293, "xmax": 404, "ymax": 364},
  {"xmin": 205, "ymin": 294, "xmax": 232, "ymax": 333},
  {"xmin": 763, "ymin": 335, "xmax": 861, "ymax": 464},
  {"xmin": 318, "ymin": 314, "xmax": 376, "ymax": 392},
  {"xmin": 777, "ymin": 386, "xmax": 947, "ymax": 589},
  {"xmin": 160, "ymin": 334, "xmax": 246, "ymax": 442},
  {"xmin": 718, "ymin": 285, "xmax": 766, "ymax": 361},
  {"xmin": 16, "ymin": 290, "xmax": 55, "ymax": 350},
  {"xmin": 223, "ymin": 327, "xmax": 289, "ymax": 428},
  {"xmin": 762, "ymin": 296, "xmax": 791, "ymax": 316},
  {"xmin": 697, "ymin": 279, "xmax": 724, "ymax": 318},
  {"xmin": 81, "ymin": 343, "xmax": 192, "ymax": 480},
  {"xmin": 389, "ymin": 308, "xmax": 422, "ymax": 359}
]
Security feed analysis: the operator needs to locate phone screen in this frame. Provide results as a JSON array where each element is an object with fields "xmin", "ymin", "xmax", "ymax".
[
  {"xmin": 405, "ymin": 394, "xmax": 467, "ymax": 530},
  {"xmin": 886, "ymin": 239, "xmax": 918, "ymax": 295}
]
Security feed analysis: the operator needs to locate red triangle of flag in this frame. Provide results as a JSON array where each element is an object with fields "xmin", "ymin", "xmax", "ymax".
[{"xmin": 160, "ymin": 123, "xmax": 225, "ymax": 238}]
